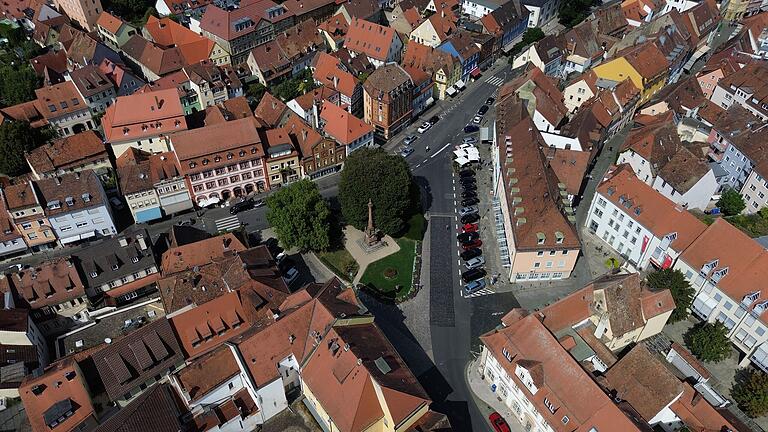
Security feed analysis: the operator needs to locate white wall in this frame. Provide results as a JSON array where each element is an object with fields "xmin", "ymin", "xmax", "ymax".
[
  {"xmin": 49, "ymin": 204, "xmax": 116, "ymax": 244},
  {"xmin": 652, "ymin": 170, "xmax": 718, "ymax": 211},
  {"xmin": 617, "ymin": 150, "xmax": 654, "ymax": 184},
  {"xmin": 540, "ymin": 131, "xmax": 582, "ymax": 151}
]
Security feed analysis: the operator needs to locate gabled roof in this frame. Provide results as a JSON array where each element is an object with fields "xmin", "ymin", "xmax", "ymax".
[
  {"xmin": 345, "ymin": 17, "xmax": 399, "ymax": 62},
  {"xmin": 35, "ymin": 82, "xmax": 87, "ymax": 119},
  {"xmin": 622, "ymin": 111, "xmax": 680, "ymax": 170},
  {"xmin": 93, "ymin": 383, "xmax": 187, "ymax": 432},
  {"xmin": 96, "ymin": 11, "xmax": 126, "ymax": 34},
  {"xmin": 480, "ymin": 0, "xmax": 526, "ymax": 37},
  {"xmin": 70, "ymin": 64, "xmax": 114, "ymax": 98},
  {"xmin": 717, "ymin": 61, "xmax": 768, "ymax": 115},
  {"xmin": 121, "ymin": 35, "xmax": 185, "ymax": 77},
  {"xmin": 656, "ymin": 145, "xmax": 710, "ymax": 194},
  {"xmin": 176, "ymin": 345, "xmax": 240, "ymax": 400},
  {"xmin": 313, "ymin": 52, "xmax": 359, "ymax": 97},
  {"xmin": 320, "ymin": 100, "xmax": 373, "ymax": 145},
  {"xmin": 101, "ymin": 88, "xmax": 187, "ymax": 143},
  {"xmin": 621, "ymin": 41, "xmax": 670, "ymax": 80},
  {"xmin": 199, "ymin": 0, "xmax": 293, "ymax": 41},
  {"xmin": 145, "ymin": 16, "xmax": 216, "ymax": 66},
  {"xmin": 284, "ymin": 112, "xmax": 324, "ymax": 158},
  {"xmin": 254, "ymin": 92, "xmax": 289, "ymax": 127},
  {"xmin": 160, "ymin": 233, "xmax": 246, "ymax": 275},
  {"xmin": 26, "ymin": 130, "xmax": 107, "ymax": 176},
  {"xmin": 35, "ymin": 170, "xmax": 105, "ymax": 216}
]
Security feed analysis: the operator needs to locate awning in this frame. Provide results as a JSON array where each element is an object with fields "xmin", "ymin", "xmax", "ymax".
[
  {"xmin": 446, "ymin": 86, "xmax": 457, "ymax": 96},
  {"xmin": 80, "ymin": 231, "xmax": 96, "ymax": 240},
  {"xmin": 455, "ymin": 79, "xmax": 466, "ymax": 90},
  {"xmin": 470, "ymin": 68, "xmax": 481, "ymax": 78},
  {"xmin": 455, "ymin": 157, "xmax": 471, "ymax": 166},
  {"xmin": 203, "ymin": 196, "xmax": 221, "ymax": 207}
]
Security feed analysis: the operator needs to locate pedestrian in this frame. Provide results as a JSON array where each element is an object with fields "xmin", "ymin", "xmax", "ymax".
[
  {"xmin": 426, "ymin": 145, "xmax": 430, "ymax": 152},
  {"xmin": 446, "ymin": 224, "xmax": 450, "ymax": 230}
]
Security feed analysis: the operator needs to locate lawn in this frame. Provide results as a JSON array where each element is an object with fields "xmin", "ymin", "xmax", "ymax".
[
  {"xmin": 401, "ymin": 213, "xmax": 427, "ymax": 241},
  {"xmin": 360, "ymin": 238, "xmax": 417, "ymax": 300},
  {"xmin": 317, "ymin": 248, "xmax": 359, "ymax": 282}
]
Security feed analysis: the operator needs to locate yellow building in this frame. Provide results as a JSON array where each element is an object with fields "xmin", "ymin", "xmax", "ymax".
[
  {"xmin": 721, "ymin": 0, "xmax": 748, "ymax": 21},
  {"xmin": 593, "ymin": 42, "xmax": 669, "ymax": 104}
]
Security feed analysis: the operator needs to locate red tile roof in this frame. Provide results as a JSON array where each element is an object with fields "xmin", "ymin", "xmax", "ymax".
[
  {"xmin": 121, "ymin": 35, "xmax": 185, "ymax": 77},
  {"xmin": 345, "ymin": 17, "xmax": 399, "ymax": 62},
  {"xmin": 161, "ymin": 233, "xmax": 246, "ymax": 275},
  {"xmin": 670, "ymin": 382, "xmax": 739, "ymax": 432},
  {"xmin": 96, "ymin": 11, "xmax": 125, "ymax": 34},
  {"xmin": 101, "ymin": 88, "xmax": 187, "ymax": 143},
  {"xmin": 253, "ymin": 92, "xmax": 288, "ymax": 127},
  {"xmin": 320, "ymin": 100, "xmax": 373, "ymax": 145},
  {"xmin": 313, "ymin": 52, "xmax": 359, "ymax": 97},
  {"xmin": 35, "ymin": 82, "xmax": 88, "ymax": 120},
  {"xmin": 176, "ymin": 343, "xmax": 241, "ymax": 401},
  {"xmin": 25, "ymin": 130, "xmax": 107, "ymax": 176},
  {"xmin": 0, "ymin": 257, "xmax": 86, "ymax": 310},
  {"xmin": 622, "ymin": 41, "xmax": 670, "ymax": 80},
  {"xmin": 145, "ymin": 16, "xmax": 216, "ymax": 65},
  {"xmin": 170, "ymin": 117, "xmax": 263, "ymax": 167},
  {"xmin": 481, "ymin": 313, "xmax": 643, "ymax": 431},
  {"xmin": 199, "ymin": 0, "xmax": 293, "ymax": 41}
]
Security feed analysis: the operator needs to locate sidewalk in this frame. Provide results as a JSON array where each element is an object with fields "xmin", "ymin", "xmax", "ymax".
[
  {"xmin": 466, "ymin": 357, "xmax": 526, "ymax": 432},
  {"xmin": 342, "ymin": 226, "xmax": 400, "ymax": 284}
]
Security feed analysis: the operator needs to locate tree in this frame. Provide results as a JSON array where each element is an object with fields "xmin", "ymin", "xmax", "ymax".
[
  {"xmin": 102, "ymin": 0, "xmax": 154, "ymax": 24},
  {"xmin": 507, "ymin": 28, "xmax": 545, "ymax": 58},
  {"xmin": 733, "ymin": 369, "xmax": 768, "ymax": 418},
  {"xmin": 559, "ymin": 0, "xmax": 600, "ymax": 28},
  {"xmin": 646, "ymin": 269, "xmax": 694, "ymax": 323},
  {"xmin": 338, "ymin": 148, "xmax": 417, "ymax": 236},
  {"xmin": 685, "ymin": 322, "xmax": 732, "ymax": 363},
  {"xmin": 718, "ymin": 188, "xmax": 746, "ymax": 216},
  {"xmin": 245, "ymin": 82, "xmax": 267, "ymax": 109},
  {"xmin": 266, "ymin": 179, "xmax": 331, "ymax": 252},
  {"xmin": 0, "ymin": 64, "xmax": 39, "ymax": 107},
  {"xmin": 0, "ymin": 121, "xmax": 53, "ymax": 176}
]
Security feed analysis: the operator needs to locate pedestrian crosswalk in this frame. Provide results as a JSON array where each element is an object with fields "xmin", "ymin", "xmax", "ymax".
[
  {"xmin": 461, "ymin": 287, "xmax": 495, "ymax": 298},
  {"xmin": 484, "ymin": 76, "xmax": 505, "ymax": 87},
  {"xmin": 215, "ymin": 215, "xmax": 241, "ymax": 232}
]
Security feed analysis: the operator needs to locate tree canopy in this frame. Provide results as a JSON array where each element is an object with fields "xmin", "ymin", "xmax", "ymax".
[
  {"xmin": 0, "ymin": 24, "xmax": 43, "ymax": 107},
  {"xmin": 0, "ymin": 121, "xmax": 54, "ymax": 176},
  {"xmin": 265, "ymin": 179, "xmax": 331, "ymax": 252},
  {"xmin": 559, "ymin": 0, "xmax": 600, "ymax": 28},
  {"xmin": 507, "ymin": 28, "xmax": 545, "ymax": 58},
  {"xmin": 718, "ymin": 188, "xmax": 746, "ymax": 216},
  {"xmin": 646, "ymin": 269, "xmax": 694, "ymax": 323},
  {"xmin": 338, "ymin": 148, "xmax": 418, "ymax": 236},
  {"xmin": 102, "ymin": 0, "xmax": 155, "ymax": 25},
  {"xmin": 685, "ymin": 321, "xmax": 732, "ymax": 363},
  {"xmin": 272, "ymin": 69, "xmax": 316, "ymax": 102},
  {"xmin": 733, "ymin": 369, "xmax": 768, "ymax": 418}
]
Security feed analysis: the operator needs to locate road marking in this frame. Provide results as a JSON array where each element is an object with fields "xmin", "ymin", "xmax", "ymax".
[
  {"xmin": 462, "ymin": 288, "xmax": 495, "ymax": 298},
  {"xmin": 431, "ymin": 142, "xmax": 451, "ymax": 158},
  {"xmin": 423, "ymin": 159, "xmax": 429, "ymax": 164},
  {"xmin": 415, "ymin": 163, "xmax": 421, "ymax": 168},
  {"xmin": 214, "ymin": 215, "xmax": 241, "ymax": 232}
]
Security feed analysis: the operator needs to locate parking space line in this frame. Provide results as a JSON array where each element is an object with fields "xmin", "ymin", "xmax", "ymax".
[{"xmin": 423, "ymin": 159, "xmax": 428, "ymax": 164}]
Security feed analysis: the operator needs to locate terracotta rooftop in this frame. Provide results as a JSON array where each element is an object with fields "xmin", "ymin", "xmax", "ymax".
[
  {"xmin": 35, "ymin": 170, "xmax": 105, "ymax": 216},
  {"xmin": 345, "ymin": 17, "xmax": 398, "ymax": 62},
  {"xmin": 481, "ymin": 313, "xmax": 643, "ymax": 431},
  {"xmin": 69, "ymin": 64, "xmax": 114, "ymax": 98},
  {"xmin": 543, "ymin": 148, "xmax": 590, "ymax": 197},
  {"xmin": 0, "ymin": 256, "xmax": 85, "ymax": 310},
  {"xmin": 160, "ymin": 233, "xmax": 246, "ymax": 275},
  {"xmin": 176, "ymin": 344, "xmax": 240, "ymax": 399},
  {"xmin": 145, "ymin": 16, "xmax": 216, "ymax": 66},
  {"xmin": 622, "ymin": 41, "xmax": 670, "ymax": 80},
  {"xmin": 121, "ymin": 35, "xmax": 185, "ymax": 77},
  {"xmin": 656, "ymin": 146, "xmax": 710, "ymax": 194},
  {"xmin": 26, "ymin": 131, "xmax": 107, "ymax": 176},
  {"xmin": 170, "ymin": 117, "xmax": 264, "ymax": 169},
  {"xmin": 320, "ymin": 100, "xmax": 373, "ymax": 145},
  {"xmin": 2, "ymin": 182, "xmax": 39, "ymax": 211},
  {"xmin": 253, "ymin": 92, "xmax": 288, "ymax": 127},
  {"xmin": 670, "ymin": 382, "xmax": 740, "ymax": 432},
  {"xmin": 606, "ymin": 344, "xmax": 683, "ymax": 422},
  {"xmin": 596, "ymin": 165, "xmax": 706, "ymax": 253},
  {"xmin": 199, "ymin": 0, "xmax": 293, "ymax": 41},
  {"xmin": 0, "ymin": 195, "xmax": 21, "ymax": 244},
  {"xmin": 313, "ymin": 52, "xmax": 359, "ymax": 97},
  {"xmin": 716, "ymin": 61, "xmax": 768, "ymax": 114},
  {"xmin": 93, "ymin": 382, "xmax": 187, "ymax": 432},
  {"xmin": 34, "ymin": 82, "xmax": 88, "ymax": 120},
  {"xmin": 101, "ymin": 88, "xmax": 187, "ymax": 143},
  {"xmin": 0, "ymin": 100, "xmax": 47, "ymax": 128},
  {"xmin": 96, "ymin": 11, "xmax": 125, "ymax": 34},
  {"xmin": 363, "ymin": 63, "xmax": 413, "ymax": 99},
  {"xmin": 20, "ymin": 359, "xmax": 97, "ymax": 432}
]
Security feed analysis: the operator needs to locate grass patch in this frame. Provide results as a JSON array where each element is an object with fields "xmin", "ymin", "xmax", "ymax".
[
  {"xmin": 400, "ymin": 213, "xmax": 427, "ymax": 241},
  {"xmin": 317, "ymin": 248, "xmax": 359, "ymax": 282},
  {"xmin": 360, "ymin": 238, "xmax": 416, "ymax": 300}
]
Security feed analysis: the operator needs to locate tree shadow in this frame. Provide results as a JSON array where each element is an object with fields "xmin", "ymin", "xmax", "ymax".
[{"xmin": 413, "ymin": 175, "xmax": 433, "ymax": 213}]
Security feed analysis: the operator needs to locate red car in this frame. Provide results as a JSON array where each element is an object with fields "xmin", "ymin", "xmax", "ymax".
[
  {"xmin": 462, "ymin": 239, "xmax": 482, "ymax": 250},
  {"xmin": 489, "ymin": 413, "xmax": 510, "ymax": 432},
  {"xmin": 463, "ymin": 223, "xmax": 478, "ymax": 233}
]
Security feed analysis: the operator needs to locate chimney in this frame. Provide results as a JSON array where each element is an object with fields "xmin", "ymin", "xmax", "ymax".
[
  {"xmin": 137, "ymin": 235, "xmax": 148, "ymax": 250},
  {"xmin": 54, "ymin": 177, "xmax": 61, "ymax": 185}
]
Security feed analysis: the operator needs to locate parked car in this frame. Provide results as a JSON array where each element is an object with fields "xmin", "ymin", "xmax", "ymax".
[
  {"xmin": 455, "ymin": 143, "xmax": 475, "ymax": 151},
  {"xmin": 417, "ymin": 122, "xmax": 432, "ymax": 133},
  {"xmin": 472, "ymin": 115, "xmax": 482, "ymax": 124},
  {"xmin": 489, "ymin": 413, "xmax": 510, "ymax": 432},
  {"xmin": 460, "ymin": 248, "xmax": 482, "ymax": 260},
  {"xmin": 283, "ymin": 267, "xmax": 299, "ymax": 285},
  {"xmin": 462, "ymin": 268, "xmax": 486, "ymax": 282},
  {"xmin": 464, "ymin": 125, "xmax": 479, "ymax": 133},
  {"xmin": 460, "ymin": 213, "xmax": 480, "ymax": 224},
  {"xmin": 486, "ymin": 97, "xmax": 495, "ymax": 105},
  {"xmin": 459, "ymin": 206, "xmax": 479, "ymax": 216},
  {"xmin": 459, "ymin": 176, "xmax": 476, "ymax": 185},
  {"xmin": 464, "ymin": 278, "xmax": 487, "ymax": 295},
  {"xmin": 478, "ymin": 105, "xmax": 489, "ymax": 115},
  {"xmin": 459, "ymin": 169, "xmax": 475, "ymax": 178},
  {"xmin": 461, "ymin": 197, "xmax": 479, "ymax": 207},
  {"xmin": 253, "ymin": 199, "xmax": 265, "ymax": 208},
  {"xmin": 462, "ymin": 190, "xmax": 477, "ymax": 199},
  {"xmin": 230, "ymin": 198, "xmax": 255, "ymax": 214},
  {"xmin": 462, "ymin": 183, "xmax": 477, "ymax": 192},
  {"xmin": 457, "ymin": 231, "xmax": 479, "ymax": 243},
  {"xmin": 109, "ymin": 197, "xmax": 124, "ymax": 210},
  {"xmin": 461, "ymin": 239, "xmax": 482, "ymax": 250},
  {"xmin": 465, "ymin": 256, "xmax": 485, "ymax": 269},
  {"xmin": 399, "ymin": 147, "xmax": 414, "ymax": 157},
  {"xmin": 403, "ymin": 135, "xmax": 418, "ymax": 146},
  {"xmin": 429, "ymin": 115, "xmax": 440, "ymax": 124},
  {"xmin": 463, "ymin": 223, "xmax": 478, "ymax": 233},
  {"xmin": 462, "ymin": 136, "xmax": 477, "ymax": 144}
]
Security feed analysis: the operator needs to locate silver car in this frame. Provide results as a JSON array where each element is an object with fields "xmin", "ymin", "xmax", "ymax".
[
  {"xmin": 462, "ymin": 137, "xmax": 477, "ymax": 145},
  {"xmin": 459, "ymin": 206, "xmax": 479, "ymax": 216},
  {"xmin": 465, "ymin": 256, "xmax": 485, "ymax": 270}
]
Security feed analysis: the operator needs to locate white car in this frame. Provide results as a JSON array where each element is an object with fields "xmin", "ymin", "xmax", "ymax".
[
  {"xmin": 455, "ymin": 143, "xmax": 476, "ymax": 151},
  {"xmin": 283, "ymin": 267, "xmax": 299, "ymax": 285},
  {"xmin": 417, "ymin": 122, "xmax": 432, "ymax": 133},
  {"xmin": 465, "ymin": 256, "xmax": 485, "ymax": 270},
  {"xmin": 472, "ymin": 115, "xmax": 482, "ymax": 125},
  {"xmin": 462, "ymin": 137, "xmax": 477, "ymax": 144}
]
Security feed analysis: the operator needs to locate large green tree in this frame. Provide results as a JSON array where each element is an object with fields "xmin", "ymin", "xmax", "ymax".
[
  {"xmin": 685, "ymin": 322, "xmax": 732, "ymax": 363},
  {"xmin": 559, "ymin": 0, "xmax": 601, "ymax": 28},
  {"xmin": 0, "ymin": 121, "xmax": 54, "ymax": 176},
  {"xmin": 646, "ymin": 269, "xmax": 694, "ymax": 323},
  {"xmin": 266, "ymin": 179, "xmax": 331, "ymax": 252},
  {"xmin": 339, "ymin": 147, "xmax": 417, "ymax": 236},
  {"xmin": 733, "ymin": 369, "xmax": 768, "ymax": 418},
  {"xmin": 0, "ymin": 64, "xmax": 39, "ymax": 107},
  {"xmin": 718, "ymin": 188, "xmax": 746, "ymax": 216}
]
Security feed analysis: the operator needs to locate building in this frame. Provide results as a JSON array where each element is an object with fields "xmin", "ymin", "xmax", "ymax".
[
  {"xmin": 363, "ymin": 63, "xmax": 414, "ymax": 141},
  {"xmin": 254, "ymin": 91, "xmax": 290, "ymax": 128},
  {"xmin": 676, "ymin": 218, "xmax": 768, "ymax": 370},
  {"xmin": 53, "ymin": 0, "xmax": 102, "ymax": 30},
  {"xmin": 1, "ymin": 183, "xmax": 57, "ymax": 250},
  {"xmin": 185, "ymin": 60, "xmax": 242, "ymax": 112},
  {"xmin": 94, "ymin": 382, "xmax": 188, "ymax": 431},
  {"xmin": 171, "ymin": 117, "xmax": 268, "ymax": 204},
  {"xmin": 312, "ymin": 52, "xmax": 363, "ymax": 117},
  {"xmin": 101, "ymin": 88, "xmax": 188, "ymax": 158},
  {"xmin": 410, "ymin": 12, "xmax": 458, "ymax": 48},
  {"xmin": 0, "ymin": 196, "xmax": 28, "ymax": 259},
  {"xmin": 91, "ymin": 318, "xmax": 184, "ymax": 406},
  {"xmin": 593, "ymin": 42, "xmax": 670, "ymax": 104},
  {"xmin": 36, "ymin": 171, "xmax": 116, "ymax": 245},
  {"xmin": 99, "ymin": 58, "xmax": 146, "ymax": 97},
  {"xmin": 461, "ymin": 0, "xmax": 503, "ymax": 19},
  {"xmin": 320, "ymin": 100, "xmax": 374, "ymax": 155},
  {"xmin": 512, "ymin": 33, "xmax": 566, "ymax": 77},
  {"xmin": 695, "ymin": 46, "xmax": 746, "ymax": 99},
  {"xmin": 120, "ymin": 35, "xmax": 185, "ymax": 81},
  {"xmin": 0, "ymin": 303, "xmax": 49, "ymax": 397},
  {"xmin": 344, "ymin": 18, "xmax": 403, "ymax": 68},
  {"xmin": 76, "ymin": 229, "xmax": 159, "ymax": 304},
  {"xmin": 520, "ymin": 0, "xmax": 560, "ymax": 27},
  {"xmin": 585, "ymin": 164, "xmax": 707, "ymax": 270},
  {"xmin": 68, "ymin": 64, "xmax": 117, "ymax": 114},
  {"xmin": 0, "ymin": 257, "xmax": 89, "ymax": 336},
  {"xmin": 704, "ymin": 105, "xmax": 763, "ymax": 191},
  {"xmin": 710, "ymin": 61, "xmax": 768, "ymax": 121},
  {"xmin": 480, "ymin": 0, "xmax": 529, "ymax": 56},
  {"xmin": 25, "ymin": 130, "xmax": 111, "ymax": 180},
  {"xmin": 19, "ymin": 359, "xmax": 98, "ymax": 432},
  {"xmin": 563, "ymin": 70, "xmax": 600, "ymax": 113},
  {"xmin": 198, "ymin": 0, "xmax": 295, "ymax": 65},
  {"xmin": 285, "ymin": 112, "xmax": 346, "ymax": 179},
  {"xmin": 505, "ymin": 66, "xmax": 568, "ymax": 134},
  {"xmin": 492, "ymin": 96, "xmax": 581, "ymax": 281},
  {"xmin": 34, "ymin": 81, "xmax": 95, "ymax": 137},
  {"xmin": 144, "ymin": 16, "xmax": 230, "ymax": 66},
  {"xmin": 478, "ymin": 310, "xmax": 644, "ymax": 432},
  {"xmin": 95, "ymin": 11, "xmax": 137, "ymax": 49},
  {"xmin": 438, "ymin": 30, "xmax": 481, "ymax": 81},
  {"xmin": 401, "ymin": 42, "xmax": 461, "ymax": 100},
  {"xmin": 264, "ymin": 127, "xmax": 301, "ymax": 187}
]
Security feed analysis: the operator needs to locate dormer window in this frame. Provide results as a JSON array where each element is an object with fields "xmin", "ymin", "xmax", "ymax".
[
  {"xmin": 227, "ymin": 153, "xmax": 233, "ymax": 160},
  {"xmin": 65, "ymin": 197, "xmax": 74, "ymax": 207},
  {"xmin": 239, "ymin": 150, "xmax": 246, "ymax": 157},
  {"xmin": 214, "ymin": 156, "xmax": 221, "ymax": 163},
  {"xmin": 536, "ymin": 232, "xmax": 545, "ymax": 245},
  {"xmin": 111, "ymin": 264, "xmax": 119, "ymax": 271},
  {"xmin": 131, "ymin": 256, "xmax": 140, "ymax": 263},
  {"xmin": 189, "ymin": 162, "xmax": 197, "ymax": 168},
  {"xmin": 90, "ymin": 271, "xmax": 97, "ymax": 278},
  {"xmin": 202, "ymin": 159, "xmax": 209, "ymax": 165},
  {"xmin": 555, "ymin": 231, "xmax": 564, "ymax": 244}
]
